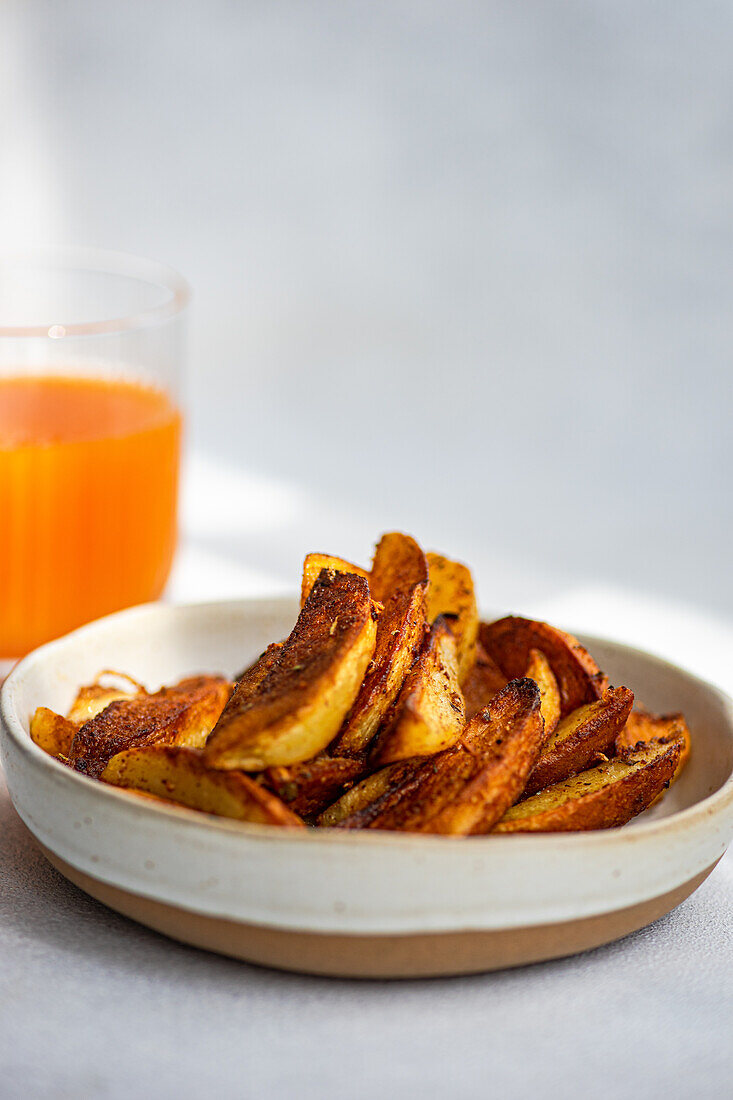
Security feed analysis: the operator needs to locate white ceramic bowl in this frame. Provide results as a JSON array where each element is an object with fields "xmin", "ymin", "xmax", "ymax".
[{"xmin": 2, "ymin": 596, "xmax": 733, "ymax": 978}]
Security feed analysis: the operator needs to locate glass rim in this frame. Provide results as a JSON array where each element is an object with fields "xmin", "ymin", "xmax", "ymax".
[{"xmin": 0, "ymin": 246, "xmax": 191, "ymax": 339}]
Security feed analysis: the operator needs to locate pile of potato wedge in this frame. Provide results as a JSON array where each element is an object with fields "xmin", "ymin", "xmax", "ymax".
[{"xmin": 31, "ymin": 532, "xmax": 691, "ymax": 835}]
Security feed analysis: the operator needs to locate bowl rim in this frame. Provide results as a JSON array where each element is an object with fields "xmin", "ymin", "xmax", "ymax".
[{"xmin": 2, "ymin": 595, "xmax": 733, "ymax": 852}]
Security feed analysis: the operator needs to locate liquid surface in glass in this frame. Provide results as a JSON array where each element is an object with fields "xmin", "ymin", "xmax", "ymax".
[{"xmin": 0, "ymin": 374, "xmax": 181, "ymax": 657}]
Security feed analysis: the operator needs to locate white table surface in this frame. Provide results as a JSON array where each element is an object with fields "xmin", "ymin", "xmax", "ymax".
[{"xmin": 2, "ymin": 452, "xmax": 733, "ymax": 1100}]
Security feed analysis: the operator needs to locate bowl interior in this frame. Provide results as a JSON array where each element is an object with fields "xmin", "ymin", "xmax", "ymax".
[{"xmin": 4, "ymin": 597, "xmax": 733, "ymax": 825}]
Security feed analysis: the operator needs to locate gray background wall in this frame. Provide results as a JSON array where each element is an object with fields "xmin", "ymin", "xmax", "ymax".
[{"xmin": 2, "ymin": 1, "xmax": 731, "ymax": 618}]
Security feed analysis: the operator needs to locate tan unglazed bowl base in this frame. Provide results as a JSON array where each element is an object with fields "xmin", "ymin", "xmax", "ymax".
[{"xmin": 42, "ymin": 846, "xmax": 718, "ymax": 979}]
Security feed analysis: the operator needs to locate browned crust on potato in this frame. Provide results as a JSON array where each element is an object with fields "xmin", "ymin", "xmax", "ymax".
[
  {"xmin": 461, "ymin": 642, "xmax": 508, "ymax": 719},
  {"xmin": 224, "ymin": 642, "xmax": 288, "ymax": 742},
  {"xmin": 480, "ymin": 616, "xmax": 608, "ymax": 715},
  {"xmin": 425, "ymin": 552, "xmax": 479, "ymax": 682},
  {"xmin": 232, "ymin": 642, "xmax": 284, "ymax": 692},
  {"xmin": 523, "ymin": 686, "xmax": 634, "ymax": 797},
  {"xmin": 327, "ymin": 756, "xmax": 437, "ymax": 830},
  {"xmin": 69, "ymin": 676, "xmax": 232, "ymax": 779},
  {"xmin": 494, "ymin": 737, "xmax": 682, "ymax": 833},
  {"xmin": 102, "ymin": 745, "xmax": 303, "ymax": 826},
  {"xmin": 317, "ymin": 760, "xmax": 417, "ymax": 827},
  {"xmin": 335, "ymin": 678, "xmax": 543, "ymax": 835},
  {"xmin": 421, "ymin": 678, "xmax": 544, "ymax": 835},
  {"xmin": 366, "ymin": 533, "xmax": 429, "ymax": 605},
  {"xmin": 205, "ymin": 570, "xmax": 377, "ymax": 769},
  {"xmin": 300, "ymin": 553, "xmax": 369, "ymax": 606},
  {"xmin": 616, "ymin": 709, "xmax": 690, "ymax": 759},
  {"xmin": 330, "ymin": 533, "xmax": 428, "ymax": 756},
  {"xmin": 369, "ymin": 616, "xmax": 465, "ymax": 766},
  {"xmin": 616, "ymin": 710, "xmax": 691, "ymax": 794},
  {"xmin": 263, "ymin": 756, "xmax": 365, "ymax": 818}
]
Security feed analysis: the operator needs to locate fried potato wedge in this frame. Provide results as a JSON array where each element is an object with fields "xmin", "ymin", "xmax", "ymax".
[
  {"xmin": 480, "ymin": 616, "xmax": 608, "ymax": 715},
  {"xmin": 336, "ymin": 678, "xmax": 543, "ymax": 835},
  {"xmin": 370, "ymin": 616, "xmax": 465, "ymax": 767},
  {"xmin": 317, "ymin": 761, "xmax": 418, "ymax": 827},
  {"xmin": 494, "ymin": 736, "xmax": 682, "ymax": 833},
  {"xmin": 616, "ymin": 710, "xmax": 691, "ymax": 795},
  {"xmin": 69, "ymin": 686, "xmax": 137, "ymax": 725},
  {"xmin": 68, "ymin": 676, "xmax": 232, "ymax": 778},
  {"xmin": 330, "ymin": 533, "xmax": 428, "ymax": 756},
  {"xmin": 523, "ymin": 685, "xmax": 634, "ymax": 797},
  {"xmin": 461, "ymin": 642, "xmax": 508, "ymax": 719},
  {"xmin": 205, "ymin": 570, "xmax": 377, "ymax": 770},
  {"xmin": 30, "ymin": 707, "xmax": 77, "ymax": 761},
  {"xmin": 102, "ymin": 746, "xmax": 303, "ymax": 826},
  {"xmin": 263, "ymin": 756, "xmax": 365, "ymax": 818},
  {"xmin": 67, "ymin": 672, "xmax": 145, "ymax": 725},
  {"xmin": 425, "ymin": 552, "xmax": 479, "ymax": 682},
  {"xmin": 300, "ymin": 553, "xmax": 369, "ymax": 606},
  {"xmin": 420, "ymin": 679, "xmax": 544, "ymax": 836},
  {"xmin": 525, "ymin": 648, "xmax": 561, "ymax": 744}
]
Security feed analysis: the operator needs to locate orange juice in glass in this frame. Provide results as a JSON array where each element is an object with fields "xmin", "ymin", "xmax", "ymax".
[{"xmin": 0, "ymin": 249, "xmax": 188, "ymax": 660}]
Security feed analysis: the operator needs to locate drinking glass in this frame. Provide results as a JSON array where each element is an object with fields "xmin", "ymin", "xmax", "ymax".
[{"xmin": 0, "ymin": 247, "xmax": 189, "ymax": 661}]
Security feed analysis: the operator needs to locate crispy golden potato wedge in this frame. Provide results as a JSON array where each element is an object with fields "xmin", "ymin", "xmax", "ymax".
[
  {"xmin": 30, "ymin": 707, "xmax": 77, "ymax": 761},
  {"xmin": 616, "ymin": 709, "xmax": 691, "ymax": 761},
  {"xmin": 205, "ymin": 570, "xmax": 377, "ymax": 770},
  {"xmin": 332, "ymin": 753, "xmax": 453, "ymax": 830},
  {"xmin": 616, "ymin": 710, "xmax": 691, "ymax": 796},
  {"xmin": 263, "ymin": 756, "xmax": 365, "ymax": 817},
  {"xmin": 480, "ymin": 616, "xmax": 608, "ymax": 715},
  {"xmin": 69, "ymin": 686, "xmax": 137, "ymax": 725},
  {"xmin": 300, "ymin": 553, "xmax": 369, "ymax": 606},
  {"xmin": 523, "ymin": 685, "xmax": 634, "ymax": 797},
  {"xmin": 102, "ymin": 745, "xmax": 303, "ymax": 826},
  {"xmin": 330, "ymin": 533, "xmax": 428, "ymax": 757},
  {"xmin": 367, "ymin": 534, "xmax": 427, "ymax": 606},
  {"xmin": 425, "ymin": 552, "xmax": 479, "ymax": 682},
  {"xmin": 525, "ymin": 648, "xmax": 561, "ymax": 744},
  {"xmin": 336, "ymin": 678, "xmax": 543, "ymax": 835},
  {"xmin": 420, "ymin": 679, "xmax": 544, "ymax": 836},
  {"xmin": 461, "ymin": 642, "xmax": 508, "ymax": 719},
  {"xmin": 67, "ymin": 672, "xmax": 145, "ymax": 725},
  {"xmin": 494, "ymin": 736, "xmax": 682, "ymax": 833},
  {"xmin": 68, "ymin": 676, "xmax": 232, "ymax": 778},
  {"xmin": 317, "ymin": 761, "xmax": 417, "ymax": 827},
  {"xmin": 370, "ymin": 616, "xmax": 465, "ymax": 767}
]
